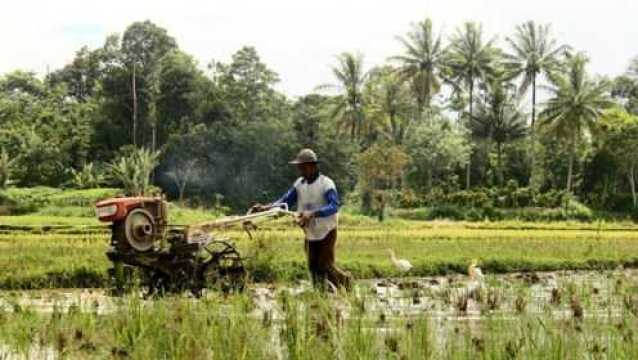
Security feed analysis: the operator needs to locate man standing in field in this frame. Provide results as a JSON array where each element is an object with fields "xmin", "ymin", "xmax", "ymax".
[{"xmin": 254, "ymin": 148, "xmax": 352, "ymax": 291}]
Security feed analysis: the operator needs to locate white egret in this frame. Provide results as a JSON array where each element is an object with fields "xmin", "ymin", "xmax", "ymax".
[
  {"xmin": 387, "ymin": 249, "xmax": 413, "ymax": 273},
  {"xmin": 467, "ymin": 259, "xmax": 485, "ymax": 294},
  {"xmin": 468, "ymin": 259, "xmax": 484, "ymax": 280}
]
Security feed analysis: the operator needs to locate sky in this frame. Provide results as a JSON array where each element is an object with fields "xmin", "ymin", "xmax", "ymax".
[{"xmin": 1, "ymin": 0, "xmax": 637, "ymax": 97}]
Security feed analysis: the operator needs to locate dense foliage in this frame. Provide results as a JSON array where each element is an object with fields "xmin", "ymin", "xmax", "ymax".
[{"xmin": 1, "ymin": 19, "xmax": 637, "ymax": 214}]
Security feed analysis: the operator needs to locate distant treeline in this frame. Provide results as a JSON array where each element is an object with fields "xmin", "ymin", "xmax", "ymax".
[{"xmin": 1, "ymin": 19, "xmax": 637, "ymax": 213}]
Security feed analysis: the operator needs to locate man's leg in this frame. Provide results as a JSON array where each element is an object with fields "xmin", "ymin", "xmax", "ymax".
[
  {"xmin": 306, "ymin": 239, "xmax": 325, "ymax": 287},
  {"xmin": 317, "ymin": 230, "xmax": 352, "ymax": 291}
]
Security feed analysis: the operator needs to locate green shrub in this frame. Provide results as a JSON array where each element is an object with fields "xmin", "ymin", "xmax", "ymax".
[
  {"xmin": 47, "ymin": 188, "xmax": 121, "ymax": 207},
  {"xmin": 534, "ymin": 190, "xmax": 568, "ymax": 208},
  {"xmin": 0, "ymin": 187, "xmax": 121, "ymax": 215},
  {"xmin": 427, "ymin": 205, "xmax": 464, "ymax": 220},
  {"xmin": 69, "ymin": 163, "xmax": 105, "ymax": 189},
  {"xmin": 35, "ymin": 205, "xmax": 97, "ymax": 218},
  {"xmin": 0, "ymin": 187, "xmax": 62, "ymax": 214},
  {"xmin": 446, "ymin": 190, "xmax": 492, "ymax": 208}
]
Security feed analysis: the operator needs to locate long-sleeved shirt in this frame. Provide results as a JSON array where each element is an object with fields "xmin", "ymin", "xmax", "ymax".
[{"xmin": 274, "ymin": 175, "xmax": 340, "ymax": 217}]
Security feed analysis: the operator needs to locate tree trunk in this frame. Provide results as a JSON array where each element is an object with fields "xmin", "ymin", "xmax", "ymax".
[
  {"xmin": 567, "ymin": 136, "xmax": 575, "ymax": 192},
  {"xmin": 529, "ymin": 75, "xmax": 536, "ymax": 186},
  {"xmin": 497, "ymin": 141, "xmax": 503, "ymax": 186},
  {"xmin": 531, "ymin": 75, "xmax": 537, "ymax": 128},
  {"xmin": 179, "ymin": 182, "xmax": 186, "ymax": 203},
  {"xmin": 150, "ymin": 102, "xmax": 157, "ymax": 154},
  {"xmin": 132, "ymin": 63, "xmax": 138, "ymax": 147},
  {"xmin": 377, "ymin": 195, "xmax": 385, "ymax": 222},
  {"xmin": 629, "ymin": 165, "xmax": 637, "ymax": 208},
  {"xmin": 465, "ymin": 79, "xmax": 474, "ymax": 190}
]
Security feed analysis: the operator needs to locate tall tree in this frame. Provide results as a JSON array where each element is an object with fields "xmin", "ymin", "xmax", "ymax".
[
  {"xmin": 46, "ymin": 46, "xmax": 104, "ymax": 101},
  {"xmin": 121, "ymin": 20, "xmax": 177, "ymax": 150},
  {"xmin": 471, "ymin": 80, "xmax": 527, "ymax": 185},
  {"xmin": 504, "ymin": 21, "xmax": 568, "ymax": 188},
  {"xmin": 599, "ymin": 108, "xmax": 638, "ymax": 208},
  {"xmin": 363, "ymin": 66, "xmax": 413, "ymax": 143},
  {"xmin": 447, "ymin": 22, "xmax": 500, "ymax": 189},
  {"xmin": 612, "ymin": 56, "xmax": 638, "ymax": 114},
  {"xmin": 324, "ymin": 52, "xmax": 367, "ymax": 139},
  {"xmin": 504, "ymin": 21, "xmax": 568, "ymax": 129},
  {"xmin": 214, "ymin": 46, "xmax": 280, "ymax": 123},
  {"xmin": 391, "ymin": 18, "xmax": 446, "ymax": 122},
  {"xmin": 539, "ymin": 53, "xmax": 613, "ymax": 192}
]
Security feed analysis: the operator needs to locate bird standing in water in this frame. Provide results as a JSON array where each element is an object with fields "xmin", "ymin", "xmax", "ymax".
[
  {"xmin": 467, "ymin": 259, "xmax": 485, "ymax": 293},
  {"xmin": 388, "ymin": 249, "xmax": 413, "ymax": 273},
  {"xmin": 468, "ymin": 259, "xmax": 484, "ymax": 280}
]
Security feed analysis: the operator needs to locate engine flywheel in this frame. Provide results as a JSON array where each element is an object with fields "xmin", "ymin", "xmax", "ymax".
[{"xmin": 124, "ymin": 208, "xmax": 157, "ymax": 252}]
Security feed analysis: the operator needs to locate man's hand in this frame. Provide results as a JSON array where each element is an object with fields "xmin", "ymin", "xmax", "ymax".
[{"xmin": 297, "ymin": 211, "xmax": 315, "ymax": 227}]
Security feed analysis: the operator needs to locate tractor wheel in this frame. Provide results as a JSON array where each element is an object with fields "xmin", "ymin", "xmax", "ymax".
[{"xmin": 201, "ymin": 247, "xmax": 246, "ymax": 294}]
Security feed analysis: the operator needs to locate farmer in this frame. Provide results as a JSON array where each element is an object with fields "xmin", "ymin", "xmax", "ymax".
[{"xmin": 253, "ymin": 148, "xmax": 352, "ymax": 291}]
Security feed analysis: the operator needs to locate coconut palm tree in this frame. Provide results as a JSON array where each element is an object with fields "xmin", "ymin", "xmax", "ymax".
[
  {"xmin": 325, "ymin": 52, "xmax": 368, "ymax": 139},
  {"xmin": 504, "ymin": 21, "xmax": 568, "ymax": 129},
  {"xmin": 471, "ymin": 80, "xmax": 527, "ymax": 185},
  {"xmin": 539, "ymin": 53, "xmax": 613, "ymax": 192},
  {"xmin": 391, "ymin": 18, "xmax": 446, "ymax": 123},
  {"xmin": 504, "ymin": 22, "xmax": 569, "ymax": 186},
  {"xmin": 447, "ymin": 22, "xmax": 500, "ymax": 189}
]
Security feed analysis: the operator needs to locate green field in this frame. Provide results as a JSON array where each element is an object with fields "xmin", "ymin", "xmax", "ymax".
[
  {"xmin": 3, "ymin": 205, "xmax": 638, "ymax": 358},
  {"xmin": 2, "ymin": 210, "xmax": 638, "ymax": 289},
  {"xmin": 2, "ymin": 275, "xmax": 638, "ymax": 359}
]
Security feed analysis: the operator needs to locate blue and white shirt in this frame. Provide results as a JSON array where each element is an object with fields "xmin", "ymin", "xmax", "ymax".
[{"xmin": 274, "ymin": 174, "xmax": 340, "ymax": 241}]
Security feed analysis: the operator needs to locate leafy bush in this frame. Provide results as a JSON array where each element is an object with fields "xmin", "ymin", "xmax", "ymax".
[
  {"xmin": 70, "ymin": 163, "xmax": 105, "ymax": 189},
  {"xmin": 534, "ymin": 189, "xmax": 568, "ymax": 208},
  {"xmin": 35, "ymin": 205, "xmax": 96, "ymax": 217},
  {"xmin": 0, "ymin": 187, "xmax": 121, "ymax": 215},
  {"xmin": 426, "ymin": 205, "xmax": 465, "ymax": 220},
  {"xmin": 47, "ymin": 188, "xmax": 121, "ymax": 207},
  {"xmin": 108, "ymin": 148, "xmax": 159, "ymax": 196},
  {"xmin": 0, "ymin": 187, "xmax": 62, "ymax": 213},
  {"xmin": 600, "ymin": 193, "xmax": 635, "ymax": 212},
  {"xmin": 447, "ymin": 190, "xmax": 492, "ymax": 208}
]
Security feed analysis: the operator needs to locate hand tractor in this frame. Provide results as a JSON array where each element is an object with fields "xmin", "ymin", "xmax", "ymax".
[{"xmin": 95, "ymin": 196, "xmax": 295, "ymax": 295}]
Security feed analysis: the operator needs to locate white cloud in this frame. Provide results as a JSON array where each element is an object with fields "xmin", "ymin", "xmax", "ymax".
[{"xmin": 1, "ymin": 0, "xmax": 636, "ymax": 96}]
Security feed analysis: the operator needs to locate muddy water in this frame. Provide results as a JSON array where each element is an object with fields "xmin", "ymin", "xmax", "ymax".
[
  {"xmin": 1, "ymin": 269, "xmax": 636, "ymax": 359},
  {"xmin": 1, "ymin": 268, "xmax": 635, "ymax": 321}
]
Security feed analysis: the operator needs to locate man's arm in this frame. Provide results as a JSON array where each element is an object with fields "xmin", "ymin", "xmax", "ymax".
[
  {"xmin": 273, "ymin": 187, "xmax": 298, "ymax": 208},
  {"xmin": 313, "ymin": 188, "xmax": 340, "ymax": 217}
]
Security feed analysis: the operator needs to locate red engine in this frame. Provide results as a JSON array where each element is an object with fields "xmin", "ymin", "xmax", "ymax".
[{"xmin": 96, "ymin": 196, "xmax": 168, "ymax": 252}]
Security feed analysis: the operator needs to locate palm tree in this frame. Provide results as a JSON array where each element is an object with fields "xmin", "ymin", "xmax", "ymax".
[
  {"xmin": 325, "ymin": 52, "xmax": 367, "ymax": 139},
  {"xmin": 539, "ymin": 53, "xmax": 613, "ymax": 192},
  {"xmin": 391, "ymin": 18, "xmax": 446, "ymax": 123},
  {"xmin": 447, "ymin": 22, "xmax": 500, "ymax": 189},
  {"xmin": 504, "ymin": 21, "xmax": 568, "ymax": 129},
  {"xmin": 364, "ymin": 66, "xmax": 413, "ymax": 143},
  {"xmin": 471, "ymin": 80, "xmax": 527, "ymax": 185},
  {"xmin": 504, "ymin": 22, "xmax": 568, "ymax": 186}
]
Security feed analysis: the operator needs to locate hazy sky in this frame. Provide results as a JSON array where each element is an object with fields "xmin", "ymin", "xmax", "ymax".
[{"xmin": 1, "ymin": 0, "xmax": 636, "ymax": 97}]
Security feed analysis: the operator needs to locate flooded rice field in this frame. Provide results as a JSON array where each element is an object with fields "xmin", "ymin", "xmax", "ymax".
[
  {"xmin": 2, "ymin": 268, "xmax": 636, "ymax": 320},
  {"xmin": 2, "ymin": 269, "xmax": 638, "ymax": 358}
]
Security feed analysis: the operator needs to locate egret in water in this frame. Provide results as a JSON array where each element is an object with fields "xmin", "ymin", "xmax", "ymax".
[
  {"xmin": 468, "ymin": 259, "xmax": 484, "ymax": 280},
  {"xmin": 387, "ymin": 249, "xmax": 413, "ymax": 273}
]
